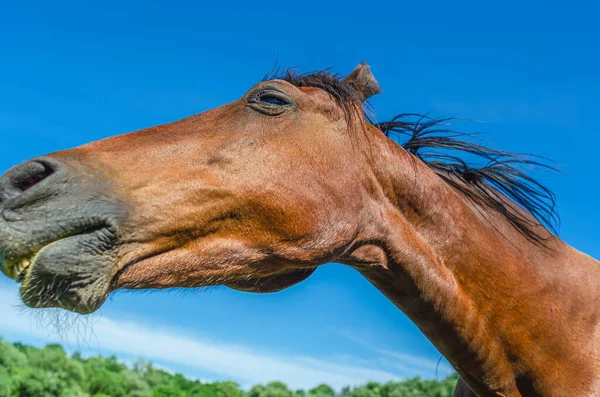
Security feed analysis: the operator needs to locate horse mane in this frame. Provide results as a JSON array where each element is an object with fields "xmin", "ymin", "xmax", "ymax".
[
  {"xmin": 375, "ymin": 115, "xmax": 559, "ymax": 244},
  {"xmin": 267, "ymin": 69, "xmax": 559, "ymax": 244}
]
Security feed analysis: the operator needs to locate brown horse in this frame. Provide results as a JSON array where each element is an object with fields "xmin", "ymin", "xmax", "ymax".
[{"xmin": 0, "ymin": 62, "xmax": 598, "ymax": 396}]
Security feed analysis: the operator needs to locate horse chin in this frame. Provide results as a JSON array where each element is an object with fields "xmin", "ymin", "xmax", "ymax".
[
  {"xmin": 17, "ymin": 229, "xmax": 119, "ymax": 314},
  {"xmin": 226, "ymin": 268, "xmax": 317, "ymax": 293}
]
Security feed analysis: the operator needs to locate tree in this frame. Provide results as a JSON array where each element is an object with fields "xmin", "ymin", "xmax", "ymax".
[
  {"xmin": 122, "ymin": 369, "xmax": 153, "ymax": 397},
  {"xmin": 248, "ymin": 381, "xmax": 295, "ymax": 397},
  {"xmin": 11, "ymin": 365, "xmax": 61, "ymax": 397},
  {"xmin": 0, "ymin": 336, "xmax": 458, "ymax": 397},
  {"xmin": 87, "ymin": 369, "xmax": 127, "ymax": 396},
  {"xmin": 308, "ymin": 384, "xmax": 336, "ymax": 397},
  {"xmin": 0, "ymin": 337, "xmax": 27, "ymax": 371},
  {"xmin": 0, "ymin": 367, "xmax": 11, "ymax": 397},
  {"xmin": 153, "ymin": 383, "xmax": 186, "ymax": 397}
]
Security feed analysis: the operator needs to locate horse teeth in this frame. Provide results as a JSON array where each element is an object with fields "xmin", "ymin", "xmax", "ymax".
[{"xmin": 12, "ymin": 258, "xmax": 32, "ymax": 281}]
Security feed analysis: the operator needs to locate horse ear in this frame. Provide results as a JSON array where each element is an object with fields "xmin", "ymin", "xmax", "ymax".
[{"xmin": 344, "ymin": 61, "xmax": 382, "ymax": 101}]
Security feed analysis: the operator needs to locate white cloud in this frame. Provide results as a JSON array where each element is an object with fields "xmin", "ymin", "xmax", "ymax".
[
  {"xmin": 333, "ymin": 329, "xmax": 454, "ymax": 376},
  {"xmin": 0, "ymin": 289, "xmax": 423, "ymax": 390}
]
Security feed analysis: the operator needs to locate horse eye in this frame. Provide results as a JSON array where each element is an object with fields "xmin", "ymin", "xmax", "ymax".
[
  {"xmin": 260, "ymin": 95, "xmax": 288, "ymax": 106},
  {"xmin": 247, "ymin": 87, "xmax": 293, "ymax": 115}
]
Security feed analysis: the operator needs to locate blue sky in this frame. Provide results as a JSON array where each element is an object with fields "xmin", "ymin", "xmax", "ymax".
[{"xmin": 0, "ymin": 0, "xmax": 598, "ymax": 390}]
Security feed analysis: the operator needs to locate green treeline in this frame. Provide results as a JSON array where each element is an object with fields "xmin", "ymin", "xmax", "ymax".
[{"xmin": 0, "ymin": 337, "xmax": 458, "ymax": 397}]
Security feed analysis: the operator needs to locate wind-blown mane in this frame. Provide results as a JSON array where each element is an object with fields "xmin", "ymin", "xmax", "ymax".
[
  {"xmin": 376, "ymin": 114, "xmax": 559, "ymax": 244},
  {"xmin": 272, "ymin": 70, "xmax": 559, "ymax": 244}
]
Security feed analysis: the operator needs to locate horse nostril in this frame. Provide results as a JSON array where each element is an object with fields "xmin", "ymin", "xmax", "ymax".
[
  {"xmin": 12, "ymin": 162, "xmax": 54, "ymax": 192},
  {"xmin": 0, "ymin": 159, "xmax": 57, "ymax": 202}
]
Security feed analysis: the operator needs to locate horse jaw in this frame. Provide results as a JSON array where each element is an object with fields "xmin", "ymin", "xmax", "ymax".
[{"xmin": 225, "ymin": 268, "xmax": 316, "ymax": 293}]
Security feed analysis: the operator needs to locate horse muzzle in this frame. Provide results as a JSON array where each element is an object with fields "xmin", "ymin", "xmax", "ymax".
[{"xmin": 0, "ymin": 156, "xmax": 127, "ymax": 313}]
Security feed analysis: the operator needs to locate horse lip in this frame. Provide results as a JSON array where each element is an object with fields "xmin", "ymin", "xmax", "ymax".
[
  {"xmin": 1, "ymin": 219, "xmax": 114, "ymax": 261},
  {"xmin": 0, "ymin": 215, "xmax": 119, "ymax": 293},
  {"xmin": 15, "ymin": 223, "xmax": 121, "ymax": 313},
  {"xmin": 5, "ymin": 221, "xmax": 113, "ymax": 284}
]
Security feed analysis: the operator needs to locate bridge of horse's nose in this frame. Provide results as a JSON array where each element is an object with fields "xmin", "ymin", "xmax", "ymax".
[{"xmin": 0, "ymin": 158, "xmax": 58, "ymax": 203}]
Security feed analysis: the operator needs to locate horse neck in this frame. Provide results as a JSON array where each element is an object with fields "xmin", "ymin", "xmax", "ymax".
[{"xmin": 343, "ymin": 130, "xmax": 600, "ymax": 396}]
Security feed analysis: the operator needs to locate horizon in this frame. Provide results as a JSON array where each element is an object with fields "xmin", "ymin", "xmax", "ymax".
[{"xmin": 0, "ymin": 334, "xmax": 459, "ymax": 394}]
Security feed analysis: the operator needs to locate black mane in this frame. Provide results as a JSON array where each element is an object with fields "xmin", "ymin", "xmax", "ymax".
[
  {"xmin": 376, "ymin": 114, "xmax": 559, "ymax": 244},
  {"xmin": 269, "ymin": 70, "xmax": 559, "ymax": 244}
]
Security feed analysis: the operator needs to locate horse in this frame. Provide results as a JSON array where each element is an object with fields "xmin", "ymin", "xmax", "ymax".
[{"xmin": 0, "ymin": 62, "xmax": 598, "ymax": 396}]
